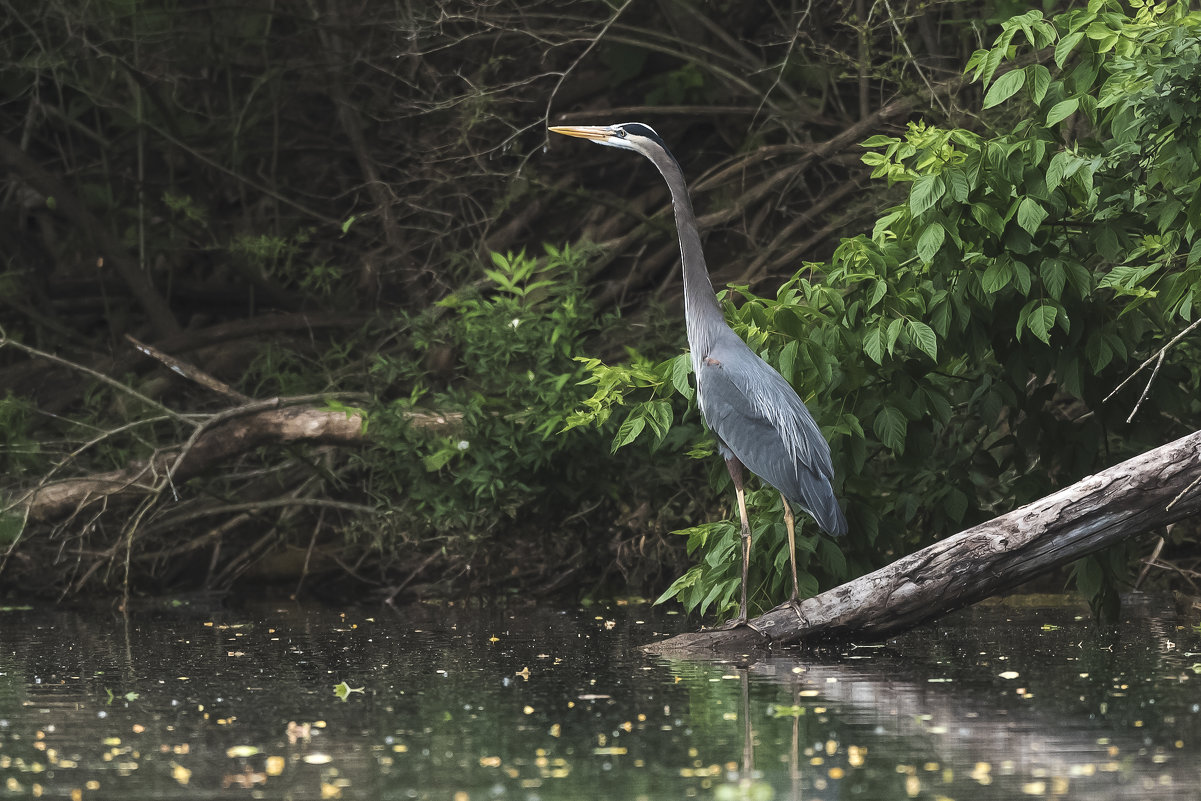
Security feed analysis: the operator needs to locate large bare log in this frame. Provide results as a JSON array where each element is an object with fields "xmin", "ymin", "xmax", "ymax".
[
  {"xmin": 644, "ymin": 428, "xmax": 1201, "ymax": 657},
  {"xmin": 20, "ymin": 405, "xmax": 367, "ymax": 524},
  {"xmin": 14, "ymin": 403, "xmax": 468, "ymax": 525}
]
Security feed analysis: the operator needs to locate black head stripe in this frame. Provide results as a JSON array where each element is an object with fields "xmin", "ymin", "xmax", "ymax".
[
  {"xmin": 621, "ymin": 123, "xmax": 662, "ymax": 145},
  {"xmin": 619, "ymin": 122, "xmax": 682, "ymax": 174}
]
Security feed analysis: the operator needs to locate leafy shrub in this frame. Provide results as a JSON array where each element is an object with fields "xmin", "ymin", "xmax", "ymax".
[
  {"xmin": 569, "ymin": 0, "xmax": 1201, "ymax": 621},
  {"xmin": 366, "ymin": 244, "xmax": 635, "ymax": 581}
]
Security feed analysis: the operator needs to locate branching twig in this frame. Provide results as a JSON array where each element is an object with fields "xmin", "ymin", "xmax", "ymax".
[
  {"xmin": 1166, "ymin": 472, "xmax": 1201, "ymax": 513},
  {"xmin": 880, "ymin": 0, "xmax": 952, "ymax": 118},
  {"xmin": 1104, "ymin": 316, "xmax": 1201, "ymax": 419},
  {"xmin": 0, "ymin": 327, "xmax": 192, "ymax": 425},
  {"xmin": 541, "ymin": 0, "xmax": 633, "ymax": 131}
]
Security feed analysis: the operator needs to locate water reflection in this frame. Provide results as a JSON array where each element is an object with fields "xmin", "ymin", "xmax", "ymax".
[{"xmin": 0, "ymin": 595, "xmax": 1198, "ymax": 799}]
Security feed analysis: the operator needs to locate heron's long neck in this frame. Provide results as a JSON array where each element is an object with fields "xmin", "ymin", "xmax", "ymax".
[{"xmin": 647, "ymin": 150, "xmax": 727, "ymax": 362}]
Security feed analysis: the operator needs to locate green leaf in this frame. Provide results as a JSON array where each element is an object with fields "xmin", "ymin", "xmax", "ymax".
[
  {"xmin": 910, "ymin": 174, "xmax": 946, "ymax": 218},
  {"xmin": 333, "ymin": 681, "xmax": 364, "ymax": 701},
  {"xmin": 982, "ymin": 68, "xmax": 1026, "ymax": 109},
  {"xmin": 1027, "ymin": 304, "xmax": 1057, "ymax": 344},
  {"xmin": 873, "ymin": 406, "xmax": 907, "ymax": 454},
  {"xmin": 778, "ymin": 340, "xmax": 799, "ymax": 384},
  {"xmin": 644, "ymin": 400, "xmax": 674, "ymax": 443},
  {"xmin": 1046, "ymin": 150, "xmax": 1071, "ymax": 191},
  {"xmin": 422, "ymin": 448, "xmax": 457, "ymax": 472},
  {"xmin": 1054, "ymin": 31, "xmax": 1084, "ymax": 68},
  {"xmin": 982, "ymin": 259, "xmax": 1013, "ymax": 293},
  {"xmin": 670, "ymin": 353, "xmax": 694, "ymax": 400},
  {"xmin": 944, "ymin": 488, "xmax": 969, "ymax": 523},
  {"xmin": 1046, "ymin": 97, "xmax": 1079, "ymax": 126},
  {"xmin": 655, "ymin": 566, "xmax": 698, "ymax": 605},
  {"xmin": 916, "ymin": 221, "xmax": 946, "ymax": 264},
  {"xmin": 971, "ymin": 202, "xmax": 1006, "ymax": 237},
  {"xmin": 1073, "ymin": 555, "xmax": 1103, "ymax": 600},
  {"xmin": 885, "ymin": 317, "xmax": 904, "ymax": 355},
  {"xmin": 1085, "ymin": 330, "xmax": 1113, "ymax": 372},
  {"xmin": 868, "ymin": 278, "xmax": 888, "ymax": 309},
  {"xmin": 860, "ymin": 134, "xmax": 897, "ymax": 148},
  {"xmin": 930, "ymin": 298, "xmax": 951, "ymax": 336},
  {"xmin": 1041, "ymin": 258, "xmax": 1067, "ymax": 300},
  {"xmin": 863, "ymin": 326, "xmax": 885, "ymax": 365},
  {"xmin": 1016, "ymin": 197, "xmax": 1047, "ymax": 236},
  {"xmin": 612, "ymin": 412, "xmax": 646, "ymax": 451},
  {"xmin": 1189, "ymin": 237, "xmax": 1201, "ymax": 267},
  {"xmin": 1064, "ymin": 260, "xmax": 1093, "ymax": 296},
  {"xmin": 1028, "ymin": 64, "xmax": 1051, "ymax": 104},
  {"xmin": 978, "ymin": 45, "xmax": 1005, "ymax": 88},
  {"xmin": 906, "ymin": 320, "xmax": 938, "ymax": 362},
  {"xmin": 946, "ymin": 169, "xmax": 971, "ymax": 203}
]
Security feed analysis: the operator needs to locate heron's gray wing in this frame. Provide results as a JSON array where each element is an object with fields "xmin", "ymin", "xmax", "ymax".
[{"xmin": 697, "ymin": 335, "xmax": 847, "ymax": 536}]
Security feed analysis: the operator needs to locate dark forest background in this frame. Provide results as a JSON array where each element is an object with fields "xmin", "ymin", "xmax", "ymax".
[{"xmin": 2, "ymin": 0, "xmax": 1199, "ymax": 615}]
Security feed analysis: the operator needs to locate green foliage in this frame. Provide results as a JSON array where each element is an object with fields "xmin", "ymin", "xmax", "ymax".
[
  {"xmin": 645, "ymin": 64, "xmax": 707, "ymax": 106},
  {"xmin": 0, "ymin": 392, "xmax": 40, "ymax": 473},
  {"xmin": 367, "ymin": 244, "xmax": 620, "ymax": 546},
  {"xmin": 570, "ymin": 0, "xmax": 1201, "ymax": 622}
]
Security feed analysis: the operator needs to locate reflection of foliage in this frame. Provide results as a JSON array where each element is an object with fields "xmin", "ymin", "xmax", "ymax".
[
  {"xmin": 2, "ymin": 604, "xmax": 1199, "ymax": 797},
  {"xmin": 570, "ymin": 1, "xmax": 1201, "ymax": 621}
]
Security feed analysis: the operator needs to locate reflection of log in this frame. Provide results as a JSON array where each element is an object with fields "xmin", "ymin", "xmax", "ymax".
[
  {"xmin": 723, "ymin": 599, "xmax": 1191, "ymax": 800},
  {"xmin": 645, "ymin": 429, "xmax": 1201, "ymax": 657}
]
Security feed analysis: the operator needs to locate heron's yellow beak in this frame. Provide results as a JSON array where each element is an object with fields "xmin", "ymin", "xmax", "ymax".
[{"xmin": 548, "ymin": 125, "xmax": 611, "ymax": 141}]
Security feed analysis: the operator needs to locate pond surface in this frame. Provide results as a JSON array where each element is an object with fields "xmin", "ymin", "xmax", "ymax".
[{"xmin": 1, "ymin": 594, "xmax": 1199, "ymax": 800}]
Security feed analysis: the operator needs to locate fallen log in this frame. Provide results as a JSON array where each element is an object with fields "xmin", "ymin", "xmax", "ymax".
[
  {"xmin": 644, "ymin": 428, "xmax": 1201, "ymax": 657},
  {"xmin": 20, "ymin": 404, "xmax": 368, "ymax": 524}
]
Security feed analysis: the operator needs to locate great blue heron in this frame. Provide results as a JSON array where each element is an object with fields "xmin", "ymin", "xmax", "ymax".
[{"xmin": 550, "ymin": 122, "xmax": 847, "ymax": 627}]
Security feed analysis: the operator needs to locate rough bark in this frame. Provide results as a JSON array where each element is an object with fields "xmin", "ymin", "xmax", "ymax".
[{"xmin": 644, "ymin": 428, "xmax": 1201, "ymax": 657}]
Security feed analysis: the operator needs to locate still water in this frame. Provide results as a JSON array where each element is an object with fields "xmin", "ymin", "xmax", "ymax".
[{"xmin": 0, "ymin": 594, "xmax": 1198, "ymax": 800}]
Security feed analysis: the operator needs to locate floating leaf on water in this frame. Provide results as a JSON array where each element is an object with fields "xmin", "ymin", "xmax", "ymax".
[
  {"xmin": 333, "ymin": 682, "xmax": 364, "ymax": 701},
  {"xmin": 226, "ymin": 745, "xmax": 259, "ymax": 758},
  {"xmin": 171, "ymin": 763, "xmax": 191, "ymax": 785}
]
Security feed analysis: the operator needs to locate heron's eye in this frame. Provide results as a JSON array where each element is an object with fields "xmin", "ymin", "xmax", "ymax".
[{"xmin": 616, "ymin": 128, "xmax": 627, "ymax": 138}]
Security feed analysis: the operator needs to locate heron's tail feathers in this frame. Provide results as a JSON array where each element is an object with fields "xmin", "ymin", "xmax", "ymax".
[
  {"xmin": 808, "ymin": 492, "xmax": 848, "ymax": 537},
  {"xmin": 789, "ymin": 471, "xmax": 847, "ymax": 537}
]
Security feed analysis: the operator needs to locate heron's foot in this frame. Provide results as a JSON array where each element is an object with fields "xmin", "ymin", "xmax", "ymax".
[
  {"xmin": 713, "ymin": 615, "xmax": 766, "ymax": 634},
  {"xmin": 787, "ymin": 596, "xmax": 808, "ymax": 626}
]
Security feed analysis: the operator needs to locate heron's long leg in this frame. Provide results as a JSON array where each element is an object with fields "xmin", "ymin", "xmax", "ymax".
[
  {"xmin": 781, "ymin": 493, "xmax": 808, "ymax": 624},
  {"xmin": 781, "ymin": 494, "xmax": 799, "ymax": 601},
  {"xmin": 729, "ymin": 457, "xmax": 752, "ymax": 624}
]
